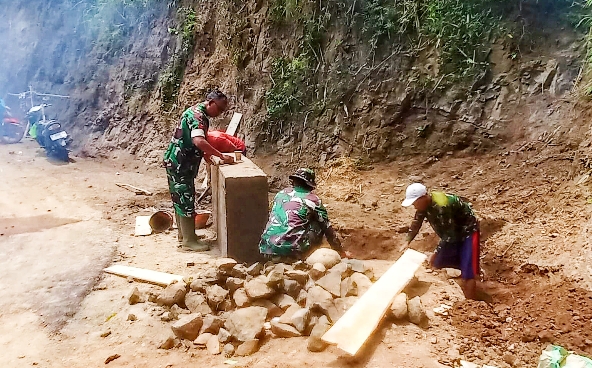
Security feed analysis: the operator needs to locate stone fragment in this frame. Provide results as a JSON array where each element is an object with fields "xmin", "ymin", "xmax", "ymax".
[
  {"xmin": 252, "ymin": 299, "xmax": 283, "ymax": 319},
  {"xmin": 245, "ymin": 276, "xmax": 275, "ymax": 299},
  {"xmin": 235, "ymin": 339, "xmax": 260, "ymax": 356},
  {"xmin": 216, "ymin": 258, "xmax": 238, "ymax": 272},
  {"xmin": 206, "ymin": 334, "xmax": 221, "ymax": 355},
  {"xmin": 225, "ymin": 277, "xmax": 244, "ymax": 294},
  {"xmin": 281, "ymin": 279, "xmax": 302, "ymax": 298},
  {"xmin": 185, "ymin": 293, "xmax": 213, "ymax": 314},
  {"xmin": 223, "ymin": 343, "xmax": 235, "ymax": 358},
  {"xmin": 232, "ymin": 288, "xmax": 250, "ymax": 308},
  {"xmin": 217, "ymin": 328, "xmax": 232, "ymax": 343},
  {"xmin": 408, "ymin": 296, "xmax": 428, "ymax": 327},
  {"xmin": 272, "ymin": 294, "xmax": 297, "ymax": 310},
  {"xmin": 271, "ymin": 319, "xmax": 302, "ymax": 337},
  {"xmin": 296, "ymin": 289, "xmax": 307, "ymax": 306},
  {"xmin": 285, "ymin": 270, "xmax": 308, "ymax": 285},
  {"xmin": 390, "ymin": 293, "xmax": 408, "ymax": 320},
  {"xmin": 350, "ymin": 272, "xmax": 373, "ymax": 296},
  {"xmin": 316, "ymin": 270, "xmax": 342, "ymax": 297},
  {"xmin": 307, "ymin": 315, "xmax": 331, "ymax": 352},
  {"xmin": 224, "ymin": 306, "xmax": 267, "ymax": 341},
  {"xmin": 309, "ymin": 263, "xmax": 326, "ymax": 280},
  {"xmin": 159, "ymin": 336, "xmax": 176, "ymax": 350},
  {"xmin": 194, "ymin": 333, "xmax": 213, "ymax": 347},
  {"xmin": 306, "ymin": 248, "xmax": 341, "ymax": 268},
  {"xmin": 128, "ymin": 287, "xmax": 143, "ymax": 305},
  {"xmin": 171, "ymin": 314, "xmax": 203, "ymax": 341},
  {"xmin": 279, "ymin": 304, "xmax": 302, "ymax": 324},
  {"xmin": 206, "ymin": 285, "xmax": 229, "ymax": 310},
  {"xmin": 290, "ymin": 307, "xmax": 311, "ymax": 333},
  {"xmin": 246, "ymin": 262, "xmax": 263, "ymax": 276},
  {"xmin": 157, "ymin": 282, "xmax": 187, "ymax": 308},
  {"xmin": 200, "ymin": 315, "xmax": 225, "ymax": 335}
]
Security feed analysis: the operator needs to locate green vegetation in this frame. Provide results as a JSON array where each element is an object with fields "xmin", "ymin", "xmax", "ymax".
[
  {"xmin": 578, "ymin": 0, "xmax": 592, "ymax": 96},
  {"xmin": 159, "ymin": 7, "xmax": 199, "ymax": 110}
]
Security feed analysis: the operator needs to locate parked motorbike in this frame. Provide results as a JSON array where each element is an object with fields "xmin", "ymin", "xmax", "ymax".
[
  {"xmin": 0, "ymin": 116, "xmax": 27, "ymax": 144},
  {"xmin": 27, "ymin": 104, "xmax": 71, "ymax": 161}
]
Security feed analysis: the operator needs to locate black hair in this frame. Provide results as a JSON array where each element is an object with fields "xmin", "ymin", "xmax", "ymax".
[{"xmin": 206, "ymin": 89, "xmax": 227, "ymax": 102}]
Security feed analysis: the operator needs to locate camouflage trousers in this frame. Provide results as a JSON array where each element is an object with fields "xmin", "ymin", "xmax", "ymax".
[{"xmin": 166, "ymin": 158, "xmax": 201, "ymax": 217}]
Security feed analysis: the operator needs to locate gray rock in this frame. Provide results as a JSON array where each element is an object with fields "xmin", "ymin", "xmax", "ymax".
[
  {"xmin": 252, "ymin": 299, "xmax": 283, "ymax": 320},
  {"xmin": 217, "ymin": 328, "xmax": 232, "ymax": 343},
  {"xmin": 230, "ymin": 264, "xmax": 248, "ymax": 278},
  {"xmin": 190, "ymin": 278, "xmax": 213, "ymax": 293},
  {"xmin": 445, "ymin": 268, "xmax": 462, "ymax": 278},
  {"xmin": 350, "ymin": 272, "xmax": 373, "ymax": 296},
  {"xmin": 225, "ymin": 277, "xmax": 244, "ymax": 293},
  {"xmin": 307, "ymin": 315, "xmax": 331, "ymax": 352},
  {"xmin": 128, "ymin": 287, "xmax": 143, "ymax": 305},
  {"xmin": 344, "ymin": 259, "xmax": 366, "ymax": 273},
  {"xmin": 306, "ymin": 248, "xmax": 341, "ymax": 269},
  {"xmin": 157, "ymin": 282, "xmax": 187, "ymax": 308},
  {"xmin": 330, "ymin": 262, "xmax": 353, "ymax": 279},
  {"xmin": 216, "ymin": 258, "xmax": 238, "ymax": 272},
  {"xmin": 266, "ymin": 267, "xmax": 284, "ymax": 287},
  {"xmin": 232, "ymin": 288, "xmax": 250, "ymax": 308},
  {"xmin": 271, "ymin": 319, "xmax": 301, "ymax": 337},
  {"xmin": 246, "ymin": 262, "xmax": 264, "ymax": 276},
  {"xmin": 245, "ymin": 276, "xmax": 276, "ymax": 300},
  {"xmin": 296, "ymin": 289, "xmax": 307, "ymax": 306},
  {"xmin": 316, "ymin": 270, "xmax": 342, "ymax": 297},
  {"xmin": 281, "ymin": 279, "xmax": 302, "ymax": 298},
  {"xmin": 390, "ymin": 293, "xmax": 408, "ymax": 320},
  {"xmin": 223, "ymin": 343, "xmax": 235, "ymax": 358},
  {"xmin": 194, "ymin": 332, "xmax": 213, "ymax": 347},
  {"xmin": 309, "ymin": 263, "xmax": 326, "ymax": 280},
  {"xmin": 340, "ymin": 277, "xmax": 353, "ymax": 298},
  {"xmin": 206, "ymin": 334, "xmax": 221, "ymax": 355},
  {"xmin": 285, "ymin": 270, "xmax": 308, "ymax": 285},
  {"xmin": 408, "ymin": 296, "xmax": 428, "ymax": 327},
  {"xmin": 224, "ymin": 306, "xmax": 267, "ymax": 341},
  {"xmin": 185, "ymin": 293, "xmax": 213, "ymax": 315},
  {"xmin": 171, "ymin": 314, "xmax": 203, "ymax": 341},
  {"xmin": 235, "ymin": 339, "xmax": 259, "ymax": 356},
  {"xmin": 161, "ymin": 311, "xmax": 175, "ymax": 322},
  {"xmin": 306, "ymin": 286, "xmax": 333, "ymax": 311},
  {"xmin": 279, "ymin": 304, "xmax": 302, "ymax": 324},
  {"xmin": 272, "ymin": 294, "xmax": 297, "ymax": 310},
  {"xmin": 218, "ymin": 298, "xmax": 235, "ymax": 312},
  {"xmin": 206, "ymin": 285, "xmax": 229, "ymax": 310},
  {"xmin": 290, "ymin": 307, "xmax": 311, "ymax": 333},
  {"xmin": 127, "ymin": 313, "xmax": 137, "ymax": 321},
  {"xmin": 200, "ymin": 315, "xmax": 225, "ymax": 335}
]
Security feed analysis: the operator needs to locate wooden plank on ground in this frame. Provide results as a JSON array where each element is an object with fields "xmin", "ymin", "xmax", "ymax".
[
  {"xmin": 225, "ymin": 112, "xmax": 243, "ymax": 136},
  {"xmin": 104, "ymin": 265, "xmax": 184, "ymax": 286},
  {"xmin": 321, "ymin": 249, "xmax": 427, "ymax": 356}
]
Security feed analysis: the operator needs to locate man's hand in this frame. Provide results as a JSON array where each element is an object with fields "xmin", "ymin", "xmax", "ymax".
[
  {"xmin": 221, "ymin": 155, "xmax": 235, "ymax": 165},
  {"xmin": 204, "ymin": 154, "xmax": 215, "ymax": 165}
]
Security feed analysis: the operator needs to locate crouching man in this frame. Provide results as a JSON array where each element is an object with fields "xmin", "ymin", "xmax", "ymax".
[{"xmin": 259, "ymin": 168, "xmax": 351, "ymax": 262}]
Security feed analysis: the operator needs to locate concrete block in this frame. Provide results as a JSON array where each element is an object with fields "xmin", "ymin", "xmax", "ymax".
[{"xmin": 212, "ymin": 157, "xmax": 268, "ymax": 264}]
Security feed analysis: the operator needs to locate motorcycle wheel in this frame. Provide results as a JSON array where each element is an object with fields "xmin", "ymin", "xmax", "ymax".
[
  {"xmin": 0, "ymin": 122, "xmax": 27, "ymax": 144},
  {"xmin": 50, "ymin": 146, "xmax": 70, "ymax": 162}
]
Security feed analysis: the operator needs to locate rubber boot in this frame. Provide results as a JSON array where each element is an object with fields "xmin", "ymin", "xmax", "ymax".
[
  {"xmin": 175, "ymin": 213, "xmax": 183, "ymax": 246},
  {"xmin": 179, "ymin": 215, "xmax": 210, "ymax": 252}
]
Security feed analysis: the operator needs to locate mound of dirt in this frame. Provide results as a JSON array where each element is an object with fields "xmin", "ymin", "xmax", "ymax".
[{"xmin": 450, "ymin": 266, "xmax": 592, "ymax": 366}]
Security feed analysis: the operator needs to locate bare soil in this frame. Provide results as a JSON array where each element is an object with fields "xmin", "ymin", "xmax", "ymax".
[{"xmin": 1, "ymin": 139, "xmax": 591, "ymax": 368}]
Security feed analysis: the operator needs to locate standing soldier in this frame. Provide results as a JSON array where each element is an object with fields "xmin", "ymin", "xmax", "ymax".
[{"xmin": 163, "ymin": 90, "xmax": 234, "ymax": 251}]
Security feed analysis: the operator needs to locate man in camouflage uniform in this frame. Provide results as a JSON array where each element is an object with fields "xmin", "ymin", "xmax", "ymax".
[
  {"xmin": 402, "ymin": 183, "xmax": 481, "ymax": 300},
  {"xmin": 259, "ymin": 168, "xmax": 350, "ymax": 262},
  {"xmin": 163, "ymin": 90, "xmax": 234, "ymax": 251}
]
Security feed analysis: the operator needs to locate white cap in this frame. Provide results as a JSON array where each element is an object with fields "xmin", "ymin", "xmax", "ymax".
[{"xmin": 402, "ymin": 183, "xmax": 427, "ymax": 207}]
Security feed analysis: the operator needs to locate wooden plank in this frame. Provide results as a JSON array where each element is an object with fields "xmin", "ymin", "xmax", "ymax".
[
  {"xmin": 135, "ymin": 216, "xmax": 152, "ymax": 236},
  {"xmin": 104, "ymin": 265, "xmax": 184, "ymax": 286},
  {"xmin": 225, "ymin": 112, "xmax": 243, "ymax": 136},
  {"xmin": 321, "ymin": 249, "xmax": 427, "ymax": 356}
]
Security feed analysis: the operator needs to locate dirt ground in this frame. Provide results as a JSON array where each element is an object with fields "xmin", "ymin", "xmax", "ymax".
[{"xmin": 1, "ymin": 140, "xmax": 591, "ymax": 368}]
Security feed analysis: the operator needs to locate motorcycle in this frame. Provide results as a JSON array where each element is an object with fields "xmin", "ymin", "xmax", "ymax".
[
  {"xmin": 27, "ymin": 104, "xmax": 71, "ymax": 162},
  {"xmin": 0, "ymin": 116, "xmax": 27, "ymax": 144}
]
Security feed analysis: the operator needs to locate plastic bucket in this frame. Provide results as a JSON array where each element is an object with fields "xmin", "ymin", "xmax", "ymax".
[
  {"xmin": 194, "ymin": 210, "xmax": 211, "ymax": 229},
  {"xmin": 149, "ymin": 211, "xmax": 173, "ymax": 233}
]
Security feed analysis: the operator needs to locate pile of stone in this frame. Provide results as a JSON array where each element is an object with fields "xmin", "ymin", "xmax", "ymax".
[{"xmin": 129, "ymin": 248, "xmax": 378, "ymax": 357}]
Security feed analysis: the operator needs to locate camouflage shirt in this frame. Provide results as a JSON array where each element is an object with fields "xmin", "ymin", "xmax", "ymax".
[
  {"xmin": 259, "ymin": 187, "xmax": 330, "ymax": 256},
  {"xmin": 163, "ymin": 103, "xmax": 210, "ymax": 172},
  {"xmin": 407, "ymin": 191, "xmax": 478, "ymax": 245}
]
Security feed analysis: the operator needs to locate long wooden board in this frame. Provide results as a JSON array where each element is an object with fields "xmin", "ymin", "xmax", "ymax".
[
  {"xmin": 104, "ymin": 265, "xmax": 184, "ymax": 286},
  {"xmin": 225, "ymin": 112, "xmax": 243, "ymax": 136},
  {"xmin": 321, "ymin": 249, "xmax": 427, "ymax": 356}
]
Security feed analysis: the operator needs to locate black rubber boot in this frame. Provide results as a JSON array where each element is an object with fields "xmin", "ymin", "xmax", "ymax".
[{"xmin": 179, "ymin": 215, "xmax": 210, "ymax": 252}]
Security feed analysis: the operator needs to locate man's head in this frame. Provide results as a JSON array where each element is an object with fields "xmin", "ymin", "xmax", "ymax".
[
  {"xmin": 289, "ymin": 168, "xmax": 316, "ymax": 191},
  {"xmin": 204, "ymin": 89, "xmax": 228, "ymax": 117},
  {"xmin": 402, "ymin": 183, "xmax": 430, "ymax": 211}
]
